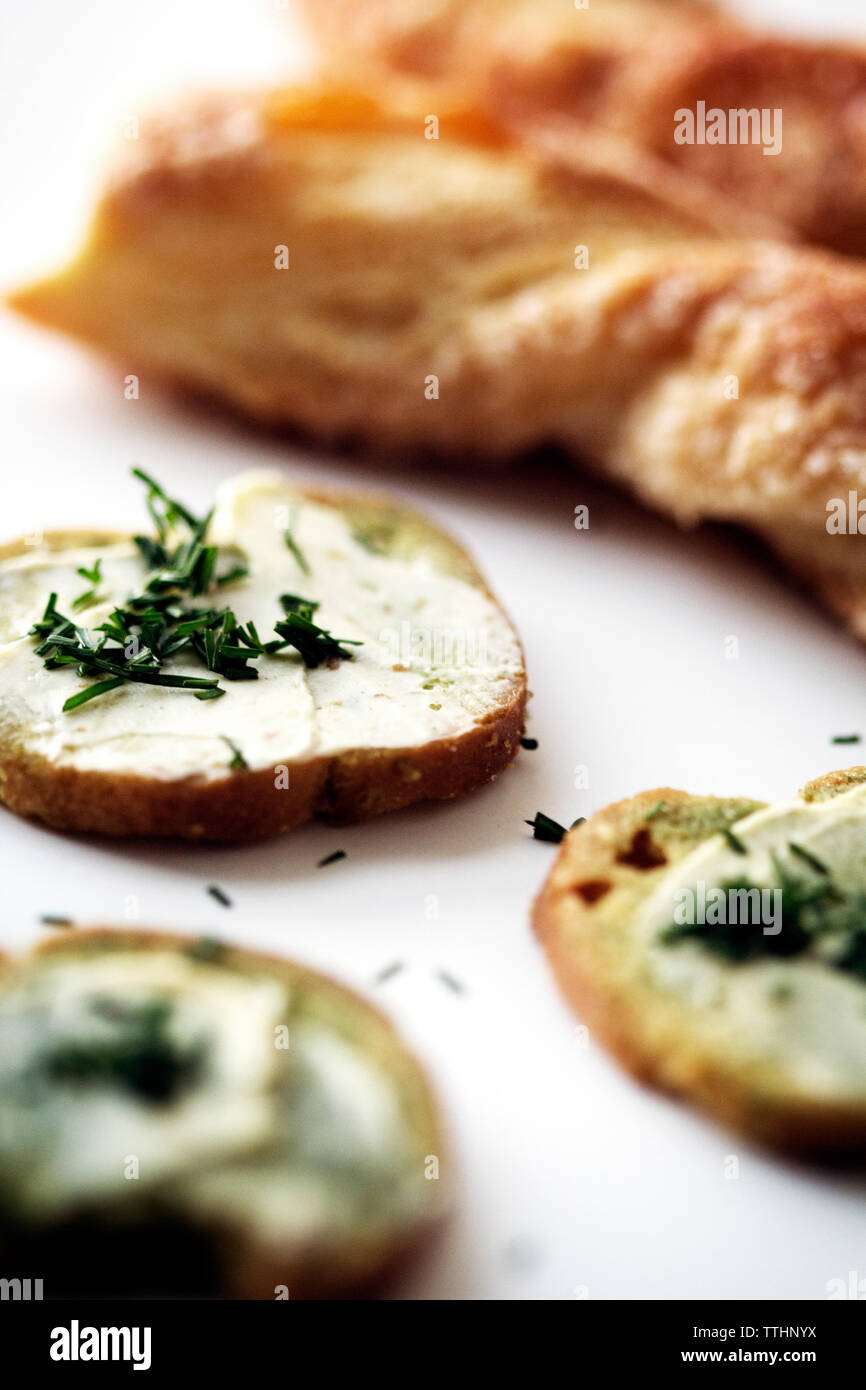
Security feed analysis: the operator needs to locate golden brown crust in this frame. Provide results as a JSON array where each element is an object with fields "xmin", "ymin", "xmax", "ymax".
[
  {"xmin": 533, "ymin": 776, "xmax": 866, "ymax": 1154},
  {"xmin": 0, "ymin": 500, "xmax": 526, "ymax": 842},
  {"xmin": 301, "ymin": 0, "xmax": 866, "ymax": 256},
  {"xmin": 0, "ymin": 928, "xmax": 448, "ymax": 1299},
  {"xmin": 14, "ymin": 87, "xmax": 866, "ymax": 646}
]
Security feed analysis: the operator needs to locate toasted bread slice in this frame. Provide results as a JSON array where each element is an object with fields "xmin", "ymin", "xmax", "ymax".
[
  {"xmin": 0, "ymin": 469, "xmax": 525, "ymax": 840},
  {"xmin": 300, "ymin": 0, "xmax": 866, "ymax": 256},
  {"xmin": 0, "ymin": 928, "xmax": 446, "ymax": 1298},
  {"xmin": 533, "ymin": 770, "xmax": 866, "ymax": 1153}
]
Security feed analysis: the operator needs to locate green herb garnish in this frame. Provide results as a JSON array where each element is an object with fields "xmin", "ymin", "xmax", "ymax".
[
  {"xmin": 222, "ymin": 737, "xmax": 248, "ymax": 772},
  {"xmin": 788, "ymin": 841, "xmax": 828, "ymax": 875},
  {"xmin": 71, "ymin": 557, "xmax": 104, "ymax": 612},
  {"xmin": 526, "ymin": 812, "xmax": 568, "ymax": 843},
  {"xmin": 832, "ymin": 734, "xmax": 861, "ymax": 745},
  {"xmin": 43, "ymin": 997, "xmax": 204, "ymax": 1104},
  {"xmin": 373, "ymin": 961, "xmax": 404, "ymax": 985},
  {"xmin": 721, "ymin": 825, "xmax": 747, "ymax": 854},
  {"xmin": 283, "ymin": 511, "xmax": 310, "ymax": 575},
  {"xmin": 30, "ymin": 472, "xmax": 360, "ymax": 711},
  {"xmin": 187, "ymin": 936, "xmax": 226, "ymax": 964},
  {"xmin": 661, "ymin": 843, "xmax": 866, "ymax": 982},
  {"xmin": 644, "ymin": 800, "xmax": 666, "ymax": 822},
  {"xmin": 436, "ymin": 970, "xmax": 465, "ymax": 994},
  {"xmin": 207, "ymin": 884, "xmax": 233, "ymax": 908},
  {"xmin": 317, "ymin": 850, "xmax": 347, "ymax": 868}
]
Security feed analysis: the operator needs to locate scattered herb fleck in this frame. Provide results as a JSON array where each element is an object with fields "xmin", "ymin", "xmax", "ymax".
[
  {"xmin": 373, "ymin": 961, "xmax": 404, "ymax": 985},
  {"xmin": 520, "ymin": 737, "xmax": 538, "ymax": 751},
  {"xmin": 832, "ymin": 734, "xmax": 861, "ymax": 745},
  {"xmin": 40, "ymin": 914, "xmax": 74, "ymax": 929},
  {"xmin": 644, "ymin": 800, "xmax": 666, "ymax": 822},
  {"xmin": 283, "ymin": 512, "xmax": 311, "ymax": 576},
  {"xmin": 187, "ymin": 936, "xmax": 227, "ymax": 963},
  {"xmin": 570, "ymin": 816, "xmax": 586, "ymax": 830},
  {"xmin": 317, "ymin": 850, "xmax": 347, "ymax": 868},
  {"xmin": 722, "ymin": 825, "xmax": 747, "ymax": 855},
  {"xmin": 769, "ymin": 982, "xmax": 794, "ymax": 1005},
  {"xmin": 788, "ymin": 841, "xmax": 828, "ymax": 875},
  {"xmin": 206, "ymin": 884, "xmax": 233, "ymax": 908},
  {"xmin": 436, "ymin": 970, "xmax": 465, "ymax": 994},
  {"xmin": 526, "ymin": 811, "xmax": 567, "ymax": 843},
  {"xmin": 222, "ymin": 737, "xmax": 248, "ymax": 772}
]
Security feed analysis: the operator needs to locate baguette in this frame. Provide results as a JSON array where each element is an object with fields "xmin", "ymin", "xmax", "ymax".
[
  {"xmin": 299, "ymin": 0, "xmax": 866, "ymax": 256},
  {"xmin": 0, "ymin": 467, "xmax": 526, "ymax": 840},
  {"xmin": 12, "ymin": 88, "xmax": 866, "ymax": 644},
  {"xmin": 533, "ymin": 769, "xmax": 866, "ymax": 1153},
  {"xmin": 0, "ymin": 928, "xmax": 446, "ymax": 1298}
]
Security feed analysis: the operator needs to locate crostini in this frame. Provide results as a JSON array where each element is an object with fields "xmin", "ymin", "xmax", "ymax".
[
  {"xmin": 533, "ymin": 769, "xmax": 866, "ymax": 1153},
  {"xmin": 0, "ymin": 468, "xmax": 526, "ymax": 839},
  {"xmin": 0, "ymin": 928, "xmax": 446, "ymax": 1297}
]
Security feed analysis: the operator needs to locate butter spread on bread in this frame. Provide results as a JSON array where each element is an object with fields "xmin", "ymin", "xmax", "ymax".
[
  {"xmin": 0, "ymin": 930, "xmax": 446, "ymax": 1298},
  {"xmin": 533, "ymin": 769, "xmax": 866, "ymax": 1152},
  {"xmin": 0, "ymin": 470, "xmax": 526, "ymax": 839}
]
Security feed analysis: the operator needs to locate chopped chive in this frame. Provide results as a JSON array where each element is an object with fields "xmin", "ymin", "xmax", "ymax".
[
  {"xmin": 570, "ymin": 817, "xmax": 586, "ymax": 830},
  {"xmin": 373, "ymin": 961, "xmax": 404, "ymax": 985},
  {"xmin": 206, "ymin": 884, "xmax": 233, "ymax": 908},
  {"xmin": 520, "ymin": 737, "xmax": 538, "ymax": 751},
  {"xmin": 215, "ymin": 564, "xmax": 249, "ymax": 587},
  {"xmin": 317, "ymin": 850, "xmax": 347, "ymax": 868},
  {"xmin": 76, "ymin": 558, "xmax": 102, "ymax": 585},
  {"xmin": 788, "ymin": 841, "xmax": 829, "ymax": 875},
  {"xmin": 831, "ymin": 734, "xmax": 861, "ymax": 745},
  {"xmin": 525, "ymin": 811, "xmax": 567, "ymax": 843},
  {"xmin": 721, "ymin": 825, "xmax": 747, "ymax": 855},
  {"xmin": 40, "ymin": 915, "xmax": 74, "ymax": 928},
  {"xmin": 436, "ymin": 970, "xmax": 465, "ymax": 994},
  {"xmin": 187, "ymin": 936, "xmax": 226, "ymax": 963},
  {"xmin": 644, "ymin": 800, "xmax": 666, "ymax": 821},
  {"xmin": 33, "ymin": 471, "xmax": 359, "ymax": 714},
  {"xmin": 62, "ymin": 677, "xmax": 126, "ymax": 712},
  {"xmin": 283, "ymin": 513, "xmax": 311, "ymax": 576},
  {"xmin": 222, "ymin": 737, "xmax": 248, "ymax": 772}
]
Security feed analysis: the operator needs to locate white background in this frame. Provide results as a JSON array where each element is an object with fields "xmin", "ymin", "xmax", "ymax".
[{"xmin": 1, "ymin": 0, "xmax": 866, "ymax": 1301}]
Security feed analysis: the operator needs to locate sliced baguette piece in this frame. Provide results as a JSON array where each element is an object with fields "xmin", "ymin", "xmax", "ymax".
[
  {"xmin": 533, "ymin": 770, "xmax": 866, "ymax": 1153},
  {"xmin": 300, "ymin": 0, "xmax": 866, "ymax": 256},
  {"xmin": 0, "ymin": 928, "xmax": 447, "ymax": 1298},
  {"xmin": 0, "ymin": 470, "xmax": 526, "ymax": 840}
]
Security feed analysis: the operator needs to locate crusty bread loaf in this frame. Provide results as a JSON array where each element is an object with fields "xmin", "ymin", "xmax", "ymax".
[
  {"xmin": 533, "ymin": 770, "xmax": 866, "ymax": 1153},
  {"xmin": 0, "ymin": 468, "xmax": 526, "ymax": 840},
  {"xmin": 300, "ymin": 0, "xmax": 866, "ymax": 256},
  {"xmin": 0, "ymin": 928, "xmax": 447, "ymax": 1298},
  {"xmin": 12, "ymin": 87, "xmax": 866, "ymax": 648}
]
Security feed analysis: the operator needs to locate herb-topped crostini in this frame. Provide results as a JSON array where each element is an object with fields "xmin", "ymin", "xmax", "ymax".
[
  {"xmin": 0, "ymin": 470, "xmax": 526, "ymax": 840},
  {"xmin": 533, "ymin": 769, "xmax": 866, "ymax": 1152},
  {"xmin": 0, "ymin": 930, "xmax": 446, "ymax": 1297}
]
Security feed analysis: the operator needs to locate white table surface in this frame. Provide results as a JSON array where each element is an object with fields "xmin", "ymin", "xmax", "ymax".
[{"xmin": 1, "ymin": 0, "xmax": 866, "ymax": 1300}]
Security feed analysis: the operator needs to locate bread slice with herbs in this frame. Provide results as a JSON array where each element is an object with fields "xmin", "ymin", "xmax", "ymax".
[
  {"xmin": 0, "ymin": 928, "xmax": 447, "ymax": 1298},
  {"xmin": 0, "ymin": 468, "xmax": 526, "ymax": 840},
  {"xmin": 533, "ymin": 769, "xmax": 866, "ymax": 1153}
]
